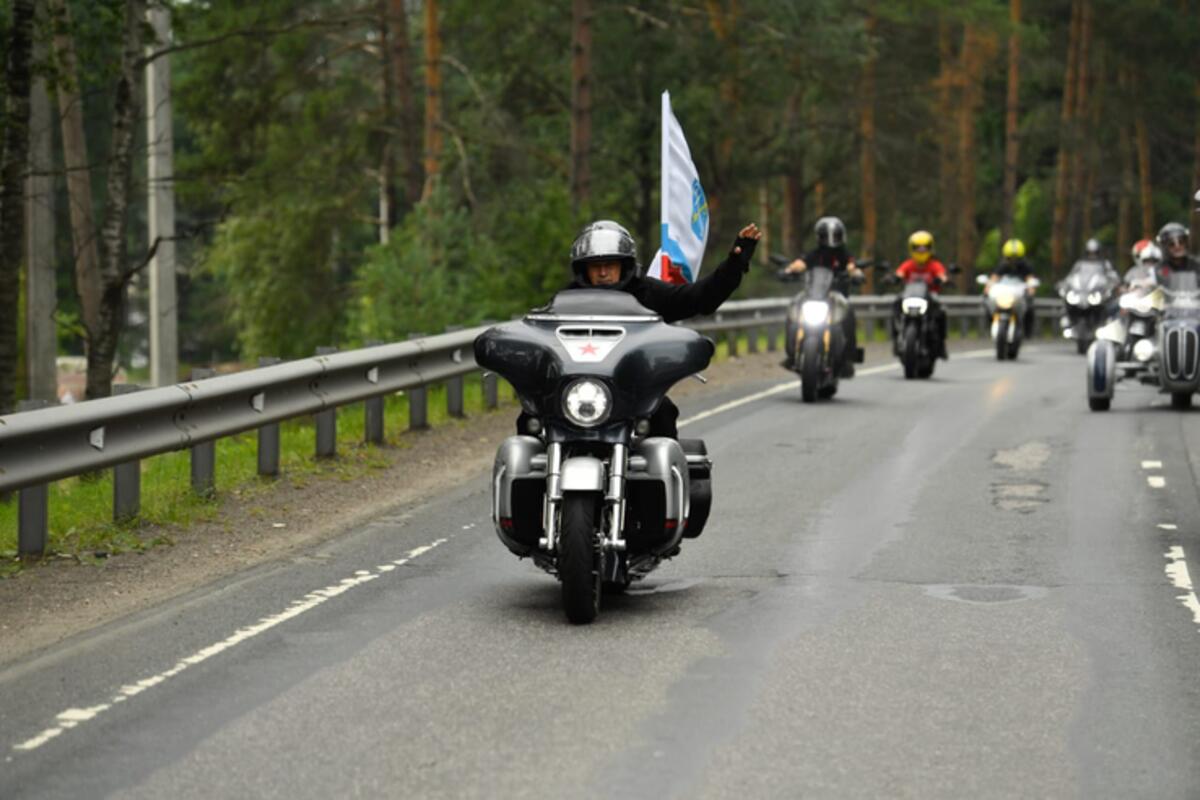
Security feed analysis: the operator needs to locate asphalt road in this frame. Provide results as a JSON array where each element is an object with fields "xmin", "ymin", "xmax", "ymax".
[{"xmin": 4, "ymin": 341, "xmax": 1200, "ymax": 799}]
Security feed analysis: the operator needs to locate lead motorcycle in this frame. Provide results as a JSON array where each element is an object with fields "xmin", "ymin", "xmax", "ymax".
[
  {"xmin": 474, "ymin": 289, "xmax": 714, "ymax": 624},
  {"xmin": 775, "ymin": 259, "xmax": 866, "ymax": 402}
]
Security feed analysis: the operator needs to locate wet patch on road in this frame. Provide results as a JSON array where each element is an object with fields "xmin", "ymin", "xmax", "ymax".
[
  {"xmin": 992, "ymin": 440, "xmax": 1053, "ymax": 513},
  {"xmin": 924, "ymin": 583, "xmax": 1049, "ymax": 605}
]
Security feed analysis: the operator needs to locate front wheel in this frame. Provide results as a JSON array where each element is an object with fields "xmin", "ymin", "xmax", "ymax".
[
  {"xmin": 800, "ymin": 334, "xmax": 821, "ymax": 403},
  {"xmin": 559, "ymin": 492, "xmax": 602, "ymax": 624},
  {"xmin": 1076, "ymin": 338, "xmax": 1089, "ymax": 355},
  {"xmin": 1089, "ymin": 397, "xmax": 1111, "ymax": 411},
  {"xmin": 995, "ymin": 319, "xmax": 1009, "ymax": 361},
  {"xmin": 902, "ymin": 323, "xmax": 920, "ymax": 379},
  {"xmin": 1172, "ymin": 392, "xmax": 1193, "ymax": 410}
]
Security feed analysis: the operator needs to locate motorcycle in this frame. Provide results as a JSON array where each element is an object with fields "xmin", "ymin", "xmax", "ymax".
[
  {"xmin": 776, "ymin": 261, "xmax": 866, "ymax": 402},
  {"xmin": 474, "ymin": 289, "xmax": 715, "ymax": 624},
  {"xmin": 978, "ymin": 274, "xmax": 1040, "ymax": 361},
  {"xmin": 1057, "ymin": 259, "xmax": 1119, "ymax": 354},
  {"xmin": 884, "ymin": 265, "xmax": 959, "ymax": 379},
  {"xmin": 1087, "ymin": 270, "xmax": 1195, "ymax": 411}
]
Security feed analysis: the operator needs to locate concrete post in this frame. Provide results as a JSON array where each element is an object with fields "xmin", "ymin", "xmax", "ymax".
[
  {"xmin": 189, "ymin": 368, "xmax": 216, "ymax": 496},
  {"xmin": 112, "ymin": 384, "xmax": 142, "ymax": 522},
  {"xmin": 17, "ymin": 399, "xmax": 50, "ymax": 558},
  {"xmin": 256, "ymin": 357, "xmax": 282, "ymax": 477},
  {"xmin": 314, "ymin": 347, "xmax": 337, "ymax": 458},
  {"xmin": 146, "ymin": 6, "xmax": 178, "ymax": 387},
  {"xmin": 407, "ymin": 333, "xmax": 428, "ymax": 430}
]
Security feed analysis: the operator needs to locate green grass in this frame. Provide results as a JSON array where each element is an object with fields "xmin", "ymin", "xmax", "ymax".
[{"xmin": 0, "ymin": 376, "xmax": 517, "ymax": 569}]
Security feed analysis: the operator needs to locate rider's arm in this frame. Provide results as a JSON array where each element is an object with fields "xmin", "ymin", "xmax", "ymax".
[{"xmin": 640, "ymin": 234, "xmax": 758, "ymax": 323}]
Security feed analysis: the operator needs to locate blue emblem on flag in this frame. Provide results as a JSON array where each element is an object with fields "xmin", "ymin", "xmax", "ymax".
[{"xmin": 691, "ymin": 179, "xmax": 709, "ymax": 240}]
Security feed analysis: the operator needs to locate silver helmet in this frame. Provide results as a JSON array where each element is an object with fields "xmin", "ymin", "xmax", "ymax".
[
  {"xmin": 814, "ymin": 216, "xmax": 846, "ymax": 248},
  {"xmin": 1084, "ymin": 238, "xmax": 1103, "ymax": 258},
  {"xmin": 570, "ymin": 220, "xmax": 638, "ymax": 286}
]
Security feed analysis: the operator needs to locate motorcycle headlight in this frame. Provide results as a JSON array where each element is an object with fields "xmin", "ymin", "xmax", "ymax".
[
  {"xmin": 901, "ymin": 297, "xmax": 929, "ymax": 315},
  {"xmin": 995, "ymin": 293, "xmax": 1016, "ymax": 310},
  {"xmin": 801, "ymin": 301, "xmax": 831, "ymax": 326},
  {"xmin": 1087, "ymin": 291, "xmax": 1102, "ymax": 306},
  {"xmin": 1133, "ymin": 338, "xmax": 1156, "ymax": 362},
  {"xmin": 1066, "ymin": 290, "xmax": 1081, "ymax": 305},
  {"xmin": 1119, "ymin": 293, "xmax": 1137, "ymax": 310},
  {"xmin": 562, "ymin": 379, "xmax": 612, "ymax": 428}
]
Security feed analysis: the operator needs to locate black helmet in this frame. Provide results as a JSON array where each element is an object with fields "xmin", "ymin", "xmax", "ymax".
[
  {"xmin": 1084, "ymin": 238, "xmax": 1103, "ymax": 258},
  {"xmin": 570, "ymin": 220, "xmax": 638, "ymax": 288},
  {"xmin": 1158, "ymin": 222, "xmax": 1190, "ymax": 256},
  {"xmin": 815, "ymin": 216, "xmax": 846, "ymax": 248}
]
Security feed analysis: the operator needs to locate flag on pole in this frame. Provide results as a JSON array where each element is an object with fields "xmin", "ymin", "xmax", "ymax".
[{"xmin": 646, "ymin": 91, "xmax": 709, "ymax": 285}]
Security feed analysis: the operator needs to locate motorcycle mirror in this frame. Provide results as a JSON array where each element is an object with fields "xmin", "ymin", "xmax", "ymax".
[
  {"xmin": 768, "ymin": 253, "xmax": 791, "ymax": 266},
  {"xmin": 975, "ymin": 275, "xmax": 989, "ymax": 286},
  {"xmin": 947, "ymin": 264, "xmax": 962, "ymax": 275}
]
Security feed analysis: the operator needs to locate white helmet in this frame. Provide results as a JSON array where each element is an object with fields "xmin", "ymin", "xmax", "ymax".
[{"xmin": 1137, "ymin": 243, "xmax": 1163, "ymax": 266}]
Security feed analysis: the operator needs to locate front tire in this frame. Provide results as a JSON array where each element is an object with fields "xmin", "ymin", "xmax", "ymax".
[
  {"xmin": 995, "ymin": 319, "xmax": 1009, "ymax": 361},
  {"xmin": 559, "ymin": 492, "xmax": 602, "ymax": 624},
  {"xmin": 902, "ymin": 324, "xmax": 920, "ymax": 379},
  {"xmin": 1089, "ymin": 397, "xmax": 1111, "ymax": 411},
  {"xmin": 1172, "ymin": 392, "xmax": 1193, "ymax": 410},
  {"xmin": 1076, "ymin": 338, "xmax": 1089, "ymax": 355},
  {"xmin": 800, "ymin": 334, "xmax": 821, "ymax": 403}
]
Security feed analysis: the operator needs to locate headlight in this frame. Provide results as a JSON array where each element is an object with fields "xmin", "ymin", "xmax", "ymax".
[
  {"xmin": 1119, "ymin": 294, "xmax": 1137, "ymax": 310},
  {"xmin": 901, "ymin": 297, "xmax": 929, "ymax": 315},
  {"xmin": 562, "ymin": 379, "xmax": 611, "ymax": 427},
  {"xmin": 995, "ymin": 293, "xmax": 1015, "ymax": 310},
  {"xmin": 1066, "ymin": 290, "xmax": 1081, "ymax": 305},
  {"xmin": 1133, "ymin": 338, "xmax": 1156, "ymax": 362},
  {"xmin": 801, "ymin": 301, "xmax": 830, "ymax": 326},
  {"xmin": 1087, "ymin": 291, "xmax": 1102, "ymax": 305}
]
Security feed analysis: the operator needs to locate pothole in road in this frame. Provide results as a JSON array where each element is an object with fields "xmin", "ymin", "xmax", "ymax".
[
  {"xmin": 993, "ymin": 441, "xmax": 1052, "ymax": 471},
  {"xmin": 924, "ymin": 584, "xmax": 1049, "ymax": 605},
  {"xmin": 992, "ymin": 481, "xmax": 1049, "ymax": 513}
]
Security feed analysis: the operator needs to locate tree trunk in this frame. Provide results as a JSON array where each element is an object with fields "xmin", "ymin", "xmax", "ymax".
[
  {"xmin": 1002, "ymin": 0, "xmax": 1021, "ymax": 239},
  {"xmin": 378, "ymin": 0, "xmax": 395, "ymax": 242},
  {"xmin": 1067, "ymin": 0, "xmax": 1093, "ymax": 253},
  {"xmin": 420, "ymin": 0, "xmax": 442, "ymax": 202},
  {"xmin": 1135, "ymin": 116, "xmax": 1154, "ymax": 238},
  {"xmin": 569, "ymin": 0, "xmax": 592, "ymax": 212},
  {"xmin": 0, "ymin": 0, "xmax": 35, "ymax": 414},
  {"xmin": 781, "ymin": 89, "xmax": 803, "ymax": 256},
  {"xmin": 936, "ymin": 16, "xmax": 959, "ymax": 254},
  {"xmin": 52, "ymin": 0, "xmax": 102, "ymax": 339},
  {"xmin": 86, "ymin": 0, "xmax": 146, "ymax": 401},
  {"xmin": 859, "ymin": 10, "xmax": 878, "ymax": 280},
  {"xmin": 704, "ymin": 0, "xmax": 740, "ymax": 213},
  {"xmin": 956, "ymin": 26, "xmax": 995, "ymax": 289},
  {"xmin": 390, "ymin": 0, "xmax": 421, "ymax": 213},
  {"xmin": 1050, "ymin": 0, "xmax": 1082, "ymax": 276},
  {"xmin": 1117, "ymin": 69, "xmax": 1135, "ymax": 261}
]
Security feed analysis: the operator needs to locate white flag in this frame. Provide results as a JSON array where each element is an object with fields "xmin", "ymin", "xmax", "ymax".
[{"xmin": 646, "ymin": 91, "xmax": 709, "ymax": 285}]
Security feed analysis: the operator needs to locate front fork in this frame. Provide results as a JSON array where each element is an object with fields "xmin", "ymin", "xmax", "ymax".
[{"xmin": 539, "ymin": 441, "xmax": 628, "ymax": 554}]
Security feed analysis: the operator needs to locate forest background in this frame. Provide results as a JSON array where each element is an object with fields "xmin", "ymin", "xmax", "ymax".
[{"xmin": 0, "ymin": 0, "xmax": 1199, "ymax": 412}]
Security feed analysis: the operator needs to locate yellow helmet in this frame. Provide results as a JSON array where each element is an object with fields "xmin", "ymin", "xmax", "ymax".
[
  {"xmin": 908, "ymin": 230, "xmax": 934, "ymax": 264},
  {"xmin": 1002, "ymin": 239, "xmax": 1026, "ymax": 260}
]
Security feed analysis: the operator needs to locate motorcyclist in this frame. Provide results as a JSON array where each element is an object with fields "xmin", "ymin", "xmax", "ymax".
[
  {"xmin": 1156, "ymin": 222, "xmax": 1199, "ymax": 280},
  {"xmin": 517, "ymin": 219, "xmax": 761, "ymax": 439},
  {"xmin": 1123, "ymin": 242, "xmax": 1162, "ymax": 288},
  {"xmin": 782, "ymin": 216, "xmax": 863, "ymax": 375},
  {"xmin": 892, "ymin": 230, "xmax": 949, "ymax": 359},
  {"xmin": 988, "ymin": 238, "xmax": 1039, "ymax": 336}
]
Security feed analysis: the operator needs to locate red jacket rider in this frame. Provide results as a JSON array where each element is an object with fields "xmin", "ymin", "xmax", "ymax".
[{"xmin": 896, "ymin": 257, "xmax": 948, "ymax": 291}]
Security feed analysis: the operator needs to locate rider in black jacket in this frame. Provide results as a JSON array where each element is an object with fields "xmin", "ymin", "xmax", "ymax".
[
  {"xmin": 518, "ymin": 219, "xmax": 761, "ymax": 438},
  {"xmin": 1157, "ymin": 222, "xmax": 1200, "ymax": 279}
]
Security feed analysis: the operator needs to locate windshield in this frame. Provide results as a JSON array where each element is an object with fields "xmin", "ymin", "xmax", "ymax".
[{"xmin": 1065, "ymin": 260, "xmax": 1112, "ymax": 292}]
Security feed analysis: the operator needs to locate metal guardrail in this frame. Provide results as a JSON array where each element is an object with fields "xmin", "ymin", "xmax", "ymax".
[{"xmin": 0, "ymin": 292, "xmax": 1063, "ymax": 556}]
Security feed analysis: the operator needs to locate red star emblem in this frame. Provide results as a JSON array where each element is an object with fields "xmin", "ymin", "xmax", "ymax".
[{"xmin": 579, "ymin": 342, "xmax": 598, "ymax": 356}]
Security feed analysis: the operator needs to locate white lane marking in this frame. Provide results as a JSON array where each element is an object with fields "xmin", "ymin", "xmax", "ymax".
[
  {"xmin": 1159, "ymin": 524, "xmax": 1179, "ymax": 531},
  {"xmin": 1148, "ymin": 476, "xmax": 1166, "ymax": 489},
  {"xmin": 12, "ymin": 538, "xmax": 449, "ymax": 754},
  {"xmin": 1142, "ymin": 460, "xmax": 1163, "ymax": 470},
  {"xmin": 678, "ymin": 348, "xmax": 996, "ymax": 428},
  {"xmin": 1165, "ymin": 547, "xmax": 1200, "ymax": 626}
]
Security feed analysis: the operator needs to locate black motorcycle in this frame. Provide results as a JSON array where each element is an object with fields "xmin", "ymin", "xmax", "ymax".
[
  {"xmin": 884, "ymin": 268, "xmax": 956, "ymax": 379},
  {"xmin": 474, "ymin": 289, "xmax": 714, "ymax": 624},
  {"xmin": 775, "ymin": 260, "xmax": 865, "ymax": 402},
  {"xmin": 1057, "ymin": 259, "xmax": 1119, "ymax": 354}
]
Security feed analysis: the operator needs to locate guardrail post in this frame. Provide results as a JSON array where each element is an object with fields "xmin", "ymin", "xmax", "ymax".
[
  {"xmin": 112, "ymin": 384, "xmax": 142, "ymax": 522},
  {"xmin": 959, "ymin": 315, "xmax": 969, "ymax": 340},
  {"xmin": 256, "ymin": 357, "xmax": 282, "ymax": 477},
  {"xmin": 445, "ymin": 325, "xmax": 465, "ymax": 418},
  {"xmin": 17, "ymin": 399, "xmax": 50, "ymax": 558},
  {"xmin": 766, "ymin": 324, "xmax": 779, "ymax": 352},
  {"xmin": 363, "ymin": 340, "xmax": 385, "ymax": 445},
  {"xmin": 407, "ymin": 332, "xmax": 428, "ymax": 431},
  {"xmin": 480, "ymin": 321, "xmax": 499, "ymax": 409},
  {"xmin": 747, "ymin": 313, "xmax": 761, "ymax": 354},
  {"xmin": 727, "ymin": 327, "xmax": 739, "ymax": 358},
  {"xmin": 189, "ymin": 368, "xmax": 217, "ymax": 497},
  {"xmin": 315, "ymin": 346, "xmax": 338, "ymax": 458}
]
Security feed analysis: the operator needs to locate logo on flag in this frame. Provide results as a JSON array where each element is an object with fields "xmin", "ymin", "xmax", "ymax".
[{"xmin": 647, "ymin": 91, "xmax": 709, "ymax": 286}]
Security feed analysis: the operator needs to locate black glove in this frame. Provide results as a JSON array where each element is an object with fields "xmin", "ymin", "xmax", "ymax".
[{"xmin": 730, "ymin": 236, "xmax": 758, "ymax": 272}]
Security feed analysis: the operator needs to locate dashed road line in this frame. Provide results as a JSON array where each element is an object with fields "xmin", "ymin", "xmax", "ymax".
[
  {"xmin": 1142, "ymin": 460, "xmax": 1163, "ymax": 470},
  {"xmin": 1148, "ymin": 476, "xmax": 1167, "ymax": 489},
  {"xmin": 1159, "ymin": 523, "xmax": 1180, "ymax": 531},
  {"xmin": 11, "ymin": 538, "xmax": 449, "ymax": 755},
  {"xmin": 1165, "ymin": 547, "xmax": 1200, "ymax": 627}
]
